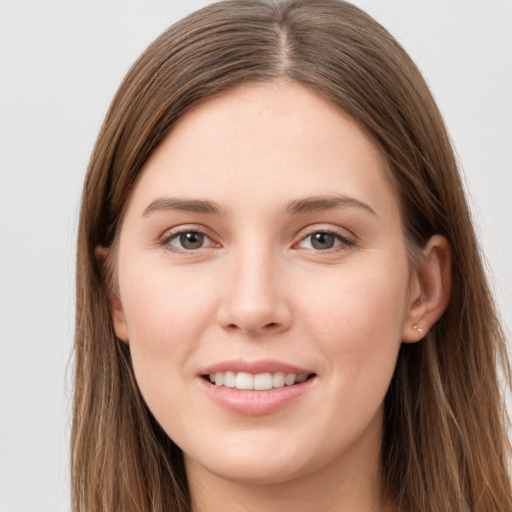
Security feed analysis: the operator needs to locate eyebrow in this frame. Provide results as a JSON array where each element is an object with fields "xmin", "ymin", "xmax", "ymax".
[
  {"xmin": 141, "ymin": 194, "xmax": 377, "ymax": 218},
  {"xmin": 284, "ymin": 195, "xmax": 377, "ymax": 217},
  {"xmin": 142, "ymin": 197, "xmax": 225, "ymax": 217}
]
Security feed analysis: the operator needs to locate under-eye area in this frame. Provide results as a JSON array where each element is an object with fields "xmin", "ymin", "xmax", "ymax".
[{"xmin": 202, "ymin": 372, "xmax": 317, "ymax": 390}]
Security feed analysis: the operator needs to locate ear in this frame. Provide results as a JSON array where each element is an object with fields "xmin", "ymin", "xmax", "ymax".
[
  {"xmin": 94, "ymin": 246, "xmax": 129, "ymax": 343},
  {"xmin": 402, "ymin": 235, "xmax": 452, "ymax": 343}
]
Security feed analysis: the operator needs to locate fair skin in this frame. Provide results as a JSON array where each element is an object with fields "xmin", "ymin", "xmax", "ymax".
[{"xmin": 104, "ymin": 82, "xmax": 451, "ymax": 512}]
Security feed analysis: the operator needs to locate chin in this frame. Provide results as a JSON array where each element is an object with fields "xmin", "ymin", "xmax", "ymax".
[
  {"xmin": 183, "ymin": 433, "xmax": 326, "ymax": 487},
  {"xmin": 195, "ymin": 456, "xmax": 312, "ymax": 486}
]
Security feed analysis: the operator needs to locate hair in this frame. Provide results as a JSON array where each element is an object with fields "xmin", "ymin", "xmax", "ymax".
[{"xmin": 72, "ymin": 0, "xmax": 511, "ymax": 510}]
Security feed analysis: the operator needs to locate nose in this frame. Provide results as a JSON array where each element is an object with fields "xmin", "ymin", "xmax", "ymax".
[{"xmin": 216, "ymin": 247, "xmax": 292, "ymax": 336}]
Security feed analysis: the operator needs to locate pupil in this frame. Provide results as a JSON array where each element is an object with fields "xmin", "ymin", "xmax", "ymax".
[
  {"xmin": 312, "ymin": 232, "xmax": 334, "ymax": 250},
  {"xmin": 180, "ymin": 232, "xmax": 204, "ymax": 249}
]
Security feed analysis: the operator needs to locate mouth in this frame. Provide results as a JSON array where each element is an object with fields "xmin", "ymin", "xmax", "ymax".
[
  {"xmin": 198, "ymin": 362, "xmax": 317, "ymax": 415},
  {"xmin": 201, "ymin": 371, "xmax": 317, "ymax": 390}
]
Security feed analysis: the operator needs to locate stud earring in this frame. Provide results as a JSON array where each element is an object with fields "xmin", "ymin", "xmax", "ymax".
[{"xmin": 413, "ymin": 324, "xmax": 424, "ymax": 334}]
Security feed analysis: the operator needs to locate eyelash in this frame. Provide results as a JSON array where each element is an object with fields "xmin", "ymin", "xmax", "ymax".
[{"xmin": 159, "ymin": 226, "xmax": 356, "ymax": 253}]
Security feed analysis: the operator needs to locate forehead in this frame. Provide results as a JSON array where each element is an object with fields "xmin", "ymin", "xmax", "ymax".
[{"xmin": 126, "ymin": 82, "xmax": 399, "ymax": 221}]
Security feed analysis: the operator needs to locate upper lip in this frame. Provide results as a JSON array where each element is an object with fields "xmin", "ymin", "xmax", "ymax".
[{"xmin": 199, "ymin": 359, "xmax": 314, "ymax": 376}]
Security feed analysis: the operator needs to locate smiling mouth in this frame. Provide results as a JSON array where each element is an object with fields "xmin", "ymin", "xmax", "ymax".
[{"xmin": 203, "ymin": 371, "xmax": 316, "ymax": 390}]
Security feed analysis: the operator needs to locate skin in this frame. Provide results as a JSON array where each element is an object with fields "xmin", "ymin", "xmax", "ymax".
[{"xmin": 107, "ymin": 82, "xmax": 451, "ymax": 512}]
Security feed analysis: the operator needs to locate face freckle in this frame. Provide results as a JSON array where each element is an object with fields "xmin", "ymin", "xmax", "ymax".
[{"xmin": 113, "ymin": 81, "xmax": 414, "ymax": 491}]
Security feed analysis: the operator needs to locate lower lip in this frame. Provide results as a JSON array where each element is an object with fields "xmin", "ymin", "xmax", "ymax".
[{"xmin": 198, "ymin": 377, "xmax": 315, "ymax": 415}]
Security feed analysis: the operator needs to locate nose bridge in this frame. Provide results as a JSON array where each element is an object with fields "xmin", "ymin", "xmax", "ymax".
[
  {"xmin": 234, "ymin": 243, "xmax": 274, "ymax": 303},
  {"xmin": 217, "ymin": 239, "xmax": 290, "ymax": 334}
]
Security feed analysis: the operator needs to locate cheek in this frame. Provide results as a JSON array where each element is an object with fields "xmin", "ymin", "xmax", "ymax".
[
  {"xmin": 289, "ymin": 257, "xmax": 409, "ymax": 448},
  {"xmin": 118, "ymin": 261, "xmax": 217, "ymax": 400},
  {"xmin": 300, "ymin": 255, "xmax": 409, "ymax": 382},
  {"xmin": 121, "ymin": 259, "xmax": 214, "ymax": 341}
]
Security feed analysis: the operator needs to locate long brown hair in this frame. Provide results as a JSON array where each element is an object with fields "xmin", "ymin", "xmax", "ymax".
[{"xmin": 72, "ymin": 1, "xmax": 511, "ymax": 510}]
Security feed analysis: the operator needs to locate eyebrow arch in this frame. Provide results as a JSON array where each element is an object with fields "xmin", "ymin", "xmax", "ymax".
[
  {"xmin": 142, "ymin": 197, "xmax": 225, "ymax": 217},
  {"xmin": 284, "ymin": 195, "xmax": 377, "ymax": 216},
  {"xmin": 142, "ymin": 194, "xmax": 377, "ymax": 218}
]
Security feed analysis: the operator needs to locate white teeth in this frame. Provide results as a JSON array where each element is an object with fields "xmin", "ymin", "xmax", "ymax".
[
  {"xmin": 272, "ymin": 371, "xmax": 286, "ymax": 388},
  {"xmin": 235, "ymin": 372, "xmax": 253, "ymax": 390},
  {"xmin": 207, "ymin": 371, "xmax": 311, "ymax": 390},
  {"xmin": 285, "ymin": 374, "xmax": 296, "ymax": 386},
  {"xmin": 253, "ymin": 373, "xmax": 273, "ymax": 390},
  {"xmin": 223, "ymin": 371, "xmax": 236, "ymax": 388}
]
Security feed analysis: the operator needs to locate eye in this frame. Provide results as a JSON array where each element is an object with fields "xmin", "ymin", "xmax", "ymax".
[
  {"xmin": 296, "ymin": 230, "xmax": 354, "ymax": 251},
  {"xmin": 163, "ymin": 230, "xmax": 216, "ymax": 251}
]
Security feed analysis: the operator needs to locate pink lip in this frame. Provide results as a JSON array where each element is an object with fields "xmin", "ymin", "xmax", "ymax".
[
  {"xmin": 199, "ymin": 378, "xmax": 315, "ymax": 415},
  {"xmin": 199, "ymin": 359, "xmax": 312, "ymax": 376},
  {"xmin": 197, "ymin": 359, "xmax": 316, "ymax": 416}
]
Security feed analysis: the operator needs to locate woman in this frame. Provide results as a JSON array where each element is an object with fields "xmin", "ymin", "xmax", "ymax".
[{"xmin": 72, "ymin": 0, "xmax": 512, "ymax": 510}]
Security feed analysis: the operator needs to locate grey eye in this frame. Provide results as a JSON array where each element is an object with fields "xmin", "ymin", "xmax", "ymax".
[
  {"xmin": 310, "ymin": 232, "xmax": 335, "ymax": 250},
  {"xmin": 296, "ymin": 230, "xmax": 354, "ymax": 251},
  {"xmin": 178, "ymin": 232, "xmax": 205, "ymax": 250},
  {"xmin": 165, "ymin": 230, "xmax": 214, "ymax": 251}
]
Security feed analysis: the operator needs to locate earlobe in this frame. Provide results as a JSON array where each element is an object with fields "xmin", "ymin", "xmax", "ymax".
[
  {"xmin": 402, "ymin": 235, "xmax": 452, "ymax": 343},
  {"xmin": 94, "ymin": 246, "xmax": 129, "ymax": 343}
]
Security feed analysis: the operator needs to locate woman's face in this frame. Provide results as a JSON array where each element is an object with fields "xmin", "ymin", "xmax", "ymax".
[{"xmin": 112, "ymin": 82, "xmax": 418, "ymax": 486}]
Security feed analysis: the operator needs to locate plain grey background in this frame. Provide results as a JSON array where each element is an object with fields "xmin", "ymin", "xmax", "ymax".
[{"xmin": 1, "ymin": 1, "xmax": 511, "ymax": 511}]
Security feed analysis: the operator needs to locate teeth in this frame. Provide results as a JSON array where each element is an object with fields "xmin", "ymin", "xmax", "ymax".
[
  {"xmin": 285, "ymin": 374, "xmax": 296, "ymax": 386},
  {"xmin": 272, "ymin": 371, "xmax": 285, "ymax": 388},
  {"xmin": 223, "ymin": 371, "xmax": 236, "ymax": 388},
  {"xmin": 296, "ymin": 374, "xmax": 308, "ymax": 384},
  {"xmin": 254, "ymin": 373, "xmax": 272, "ymax": 390},
  {"xmin": 235, "ymin": 372, "xmax": 253, "ymax": 390},
  {"xmin": 208, "ymin": 371, "xmax": 310, "ymax": 390}
]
